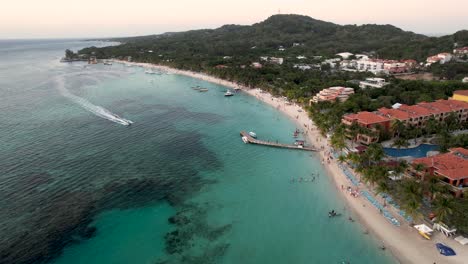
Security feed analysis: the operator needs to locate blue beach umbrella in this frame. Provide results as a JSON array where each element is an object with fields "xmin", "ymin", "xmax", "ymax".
[{"xmin": 435, "ymin": 243, "xmax": 456, "ymax": 256}]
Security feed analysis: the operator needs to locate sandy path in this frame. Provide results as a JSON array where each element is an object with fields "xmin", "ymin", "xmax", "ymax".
[{"xmin": 114, "ymin": 60, "xmax": 468, "ymax": 264}]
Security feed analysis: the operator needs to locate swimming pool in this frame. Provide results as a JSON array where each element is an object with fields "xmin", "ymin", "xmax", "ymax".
[{"xmin": 384, "ymin": 144, "xmax": 439, "ymax": 158}]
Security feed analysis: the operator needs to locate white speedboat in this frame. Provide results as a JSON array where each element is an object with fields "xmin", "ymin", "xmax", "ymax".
[
  {"xmin": 242, "ymin": 136, "xmax": 249, "ymax": 144},
  {"xmin": 224, "ymin": 90, "xmax": 234, "ymax": 96},
  {"xmin": 103, "ymin": 61, "xmax": 112, "ymax": 65},
  {"xmin": 249, "ymin": 131, "xmax": 257, "ymax": 138}
]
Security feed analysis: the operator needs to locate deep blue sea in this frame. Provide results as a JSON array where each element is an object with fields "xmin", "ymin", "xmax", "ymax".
[{"xmin": 0, "ymin": 39, "xmax": 397, "ymax": 264}]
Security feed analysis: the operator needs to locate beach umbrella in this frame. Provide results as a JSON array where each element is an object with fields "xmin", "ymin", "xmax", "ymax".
[{"xmin": 435, "ymin": 243, "xmax": 456, "ymax": 256}]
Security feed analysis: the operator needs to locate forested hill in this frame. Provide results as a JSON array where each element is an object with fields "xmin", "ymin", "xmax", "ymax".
[{"xmin": 81, "ymin": 14, "xmax": 468, "ymax": 64}]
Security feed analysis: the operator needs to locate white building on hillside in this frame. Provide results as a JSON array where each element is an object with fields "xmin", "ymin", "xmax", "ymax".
[
  {"xmin": 336, "ymin": 52, "xmax": 354, "ymax": 59},
  {"xmin": 293, "ymin": 64, "xmax": 312, "ymax": 70},
  {"xmin": 359, "ymin": 78, "xmax": 389, "ymax": 89},
  {"xmin": 463, "ymin": 77, "xmax": 468, "ymax": 83},
  {"xmin": 426, "ymin": 53, "xmax": 452, "ymax": 66},
  {"xmin": 270, "ymin": 57, "xmax": 284, "ymax": 65},
  {"xmin": 357, "ymin": 59, "xmax": 385, "ymax": 74}
]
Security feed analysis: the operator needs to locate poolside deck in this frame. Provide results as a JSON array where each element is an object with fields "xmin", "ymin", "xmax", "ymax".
[{"xmin": 240, "ymin": 131, "xmax": 318, "ymax": 152}]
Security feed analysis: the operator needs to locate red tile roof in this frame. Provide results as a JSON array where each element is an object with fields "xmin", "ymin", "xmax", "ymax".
[
  {"xmin": 344, "ymin": 111, "xmax": 390, "ymax": 125},
  {"xmin": 454, "ymin": 90, "xmax": 468, "ymax": 96},
  {"xmin": 398, "ymin": 104, "xmax": 433, "ymax": 117},
  {"xmin": 378, "ymin": 108, "xmax": 411, "ymax": 121},
  {"xmin": 413, "ymin": 148, "xmax": 468, "ymax": 180}
]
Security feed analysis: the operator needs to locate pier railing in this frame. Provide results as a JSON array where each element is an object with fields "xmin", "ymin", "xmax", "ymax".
[{"xmin": 240, "ymin": 131, "xmax": 318, "ymax": 152}]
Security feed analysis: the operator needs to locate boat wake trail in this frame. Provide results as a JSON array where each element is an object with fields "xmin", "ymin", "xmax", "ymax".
[{"xmin": 55, "ymin": 74, "xmax": 133, "ymax": 126}]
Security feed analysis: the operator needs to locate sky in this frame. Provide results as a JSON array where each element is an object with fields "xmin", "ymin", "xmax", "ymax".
[{"xmin": 1, "ymin": 0, "xmax": 467, "ymax": 39}]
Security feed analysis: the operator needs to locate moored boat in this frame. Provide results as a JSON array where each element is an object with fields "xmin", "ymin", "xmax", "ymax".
[
  {"xmin": 242, "ymin": 136, "xmax": 249, "ymax": 144},
  {"xmin": 249, "ymin": 131, "xmax": 257, "ymax": 138},
  {"xmin": 224, "ymin": 90, "xmax": 234, "ymax": 96}
]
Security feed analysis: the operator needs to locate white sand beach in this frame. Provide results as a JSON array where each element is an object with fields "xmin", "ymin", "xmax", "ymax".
[{"xmin": 115, "ymin": 60, "xmax": 468, "ymax": 264}]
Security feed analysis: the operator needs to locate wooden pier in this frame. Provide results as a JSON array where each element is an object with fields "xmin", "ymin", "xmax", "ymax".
[{"xmin": 240, "ymin": 131, "xmax": 318, "ymax": 152}]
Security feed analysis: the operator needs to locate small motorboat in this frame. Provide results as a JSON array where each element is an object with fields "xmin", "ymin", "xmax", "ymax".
[
  {"xmin": 436, "ymin": 243, "xmax": 456, "ymax": 256},
  {"xmin": 241, "ymin": 136, "xmax": 249, "ymax": 144},
  {"xmin": 103, "ymin": 61, "xmax": 112, "ymax": 65},
  {"xmin": 198, "ymin": 88, "xmax": 209, "ymax": 92},
  {"xmin": 249, "ymin": 131, "xmax": 257, "ymax": 138},
  {"xmin": 224, "ymin": 90, "xmax": 234, "ymax": 97},
  {"xmin": 145, "ymin": 70, "xmax": 156, "ymax": 74}
]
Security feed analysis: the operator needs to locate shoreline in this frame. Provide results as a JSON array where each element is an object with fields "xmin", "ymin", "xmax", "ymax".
[{"xmin": 114, "ymin": 60, "xmax": 466, "ymax": 264}]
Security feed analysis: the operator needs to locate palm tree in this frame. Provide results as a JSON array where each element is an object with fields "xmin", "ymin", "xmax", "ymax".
[
  {"xmin": 425, "ymin": 116, "xmax": 438, "ymax": 137},
  {"xmin": 330, "ymin": 126, "xmax": 346, "ymax": 152},
  {"xmin": 366, "ymin": 143, "xmax": 385, "ymax": 165},
  {"xmin": 401, "ymin": 199, "xmax": 422, "ymax": 223},
  {"xmin": 444, "ymin": 112, "xmax": 460, "ymax": 131},
  {"xmin": 399, "ymin": 178, "xmax": 423, "ymax": 222},
  {"xmin": 338, "ymin": 155, "xmax": 346, "ymax": 164},
  {"xmin": 425, "ymin": 175, "xmax": 442, "ymax": 200},
  {"xmin": 391, "ymin": 119, "xmax": 406, "ymax": 138},
  {"xmin": 376, "ymin": 180, "xmax": 391, "ymax": 195},
  {"xmin": 412, "ymin": 163, "xmax": 427, "ymax": 181},
  {"xmin": 349, "ymin": 122, "xmax": 361, "ymax": 147},
  {"xmin": 392, "ymin": 138, "xmax": 409, "ymax": 149},
  {"xmin": 432, "ymin": 195, "xmax": 454, "ymax": 223}
]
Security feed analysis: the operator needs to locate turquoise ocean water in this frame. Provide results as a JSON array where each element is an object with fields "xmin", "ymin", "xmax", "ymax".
[{"xmin": 0, "ymin": 40, "xmax": 397, "ymax": 264}]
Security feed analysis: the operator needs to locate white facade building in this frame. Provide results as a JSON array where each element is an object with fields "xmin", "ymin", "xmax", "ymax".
[
  {"xmin": 336, "ymin": 52, "xmax": 354, "ymax": 59},
  {"xmin": 357, "ymin": 59, "xmax": 385, "ymax": 74},
  {"xmin": 359, "ymin": 78, "xmax": 389, "ymax": 89}
]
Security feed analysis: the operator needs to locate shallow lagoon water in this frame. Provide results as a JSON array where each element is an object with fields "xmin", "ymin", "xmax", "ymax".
[{"xmin": 0, "ymin": 40, "xmax": 397, "ymax": 264}]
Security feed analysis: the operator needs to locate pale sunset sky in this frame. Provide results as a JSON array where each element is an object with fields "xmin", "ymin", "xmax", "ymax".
[{"xmin": 1, "ymin": 0, "xmax": 467, "ymax": 39}]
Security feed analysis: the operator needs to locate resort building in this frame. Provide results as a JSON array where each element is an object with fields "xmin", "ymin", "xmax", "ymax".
[
  {"xmin": 342, "ymin": 99, "xmax": 468, "ymax": 144},
  {"xmin": 342, "ymin": 112, "xmax": 391, "ymax": 144},
  {"xmin": 341, "ymin": 58, "xmax": 416, "ymax": 74},
  {"xmin": 426, "ymin": 53, "xmax": 452, "ymax": 66},
  {"xmin": 453, "ymin": 47, "xmax": 468, "ymax": 55},
  {"xmin": 356, "ymin": 59, "xmax": 385, "ymax": 74},
  {"xmin": 452, "ymin": 90, "xmax": 468, "ymax": 102},
  {"xmin": 463, "ymin": 77, "xmax": 468, "ymax": 83},
  {"xmin": 310, "ymin": 87, "xmax": 354, "ymax": 104},
  {"xmin": 359, "ymin": 78, "xmax": 388, "ymax": 89},
  {"xmin": 408, "ymin": 148, "xmax": 468, "ymax": 197},
  {"xmin": 383, "ymin": 60, "xmax": 415, "ymax": 74}
]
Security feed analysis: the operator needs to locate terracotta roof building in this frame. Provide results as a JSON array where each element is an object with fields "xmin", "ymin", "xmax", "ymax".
[
  {"xmin": 341, "ymin": 99, "xmax": 468, "ymax": 144},
  {"xmin": 409, "ymin": 148, "xmax": 468, "ymax": 197},
  {"xmin": 342, "ymin": 112, "xmax": 390, "ymax": 145},
  {"xmin": 310, "ymin": 87, "xmax": 354, "ymax": 104}
]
